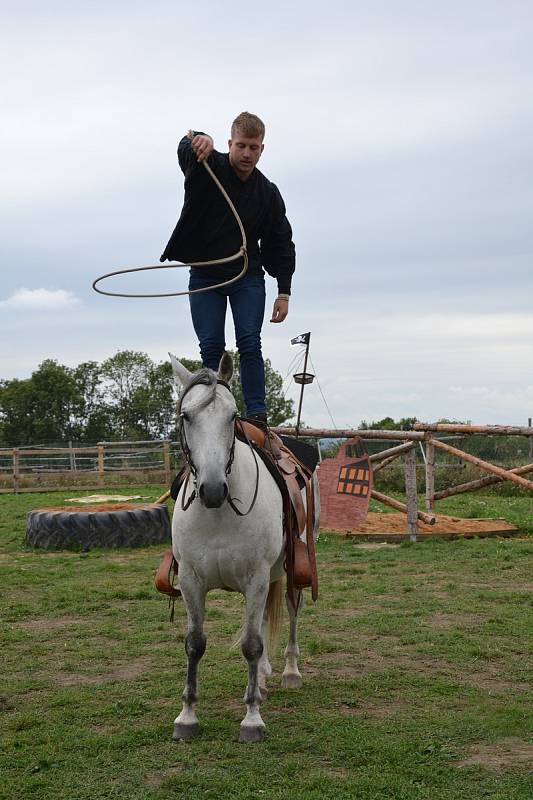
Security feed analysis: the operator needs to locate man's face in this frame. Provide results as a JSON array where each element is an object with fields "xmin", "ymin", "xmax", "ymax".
[{"xmin": 228, "ymin": 130, "xmax": 264, "ymax": 180}]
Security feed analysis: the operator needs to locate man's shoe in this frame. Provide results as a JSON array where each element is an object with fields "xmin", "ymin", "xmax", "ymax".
[{"xmin": 247, "ymin": 412, "xmax": 268, "ymax": 432}]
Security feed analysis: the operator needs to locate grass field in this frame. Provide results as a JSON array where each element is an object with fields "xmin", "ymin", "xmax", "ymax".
[{"xmin": 1, "ymin": 487, "xmax": 532, "ymax": 800}]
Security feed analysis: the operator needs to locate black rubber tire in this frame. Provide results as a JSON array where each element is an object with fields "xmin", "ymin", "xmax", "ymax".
[{"xmin": 26, "ymin": 504, "xmax": 171, "ymax": 549}]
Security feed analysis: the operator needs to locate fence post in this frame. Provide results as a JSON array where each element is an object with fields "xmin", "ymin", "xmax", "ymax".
[
  {"xmin": 13, "ymin": 448, "xmax": 20, "ymax": 494},
  {"xmin": 163, "ymin": 441, "xmax": 171, "ymax": 486},
  {"xmin": 68, "ymin": 440, "xmax": 76, "ymax": 472},
  {"xmin": 425, "ymin": 437, "xmax": 435, "ymax": 511},
  {"xmin": 404, "ymin": 447, "xmax": 418, "ymax": 542},
  {"xmin": 529, "ymin": 418, "xmax": 532, "ymax": 461},
  {"xmin": 97, "ymin": 444, "xmax": 105, "ymax": 487}
]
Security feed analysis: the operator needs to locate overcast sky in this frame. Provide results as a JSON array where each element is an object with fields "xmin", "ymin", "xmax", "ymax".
[{"xmin": 1, "ymin": 0, "xmax": 532, "ymax": 428}]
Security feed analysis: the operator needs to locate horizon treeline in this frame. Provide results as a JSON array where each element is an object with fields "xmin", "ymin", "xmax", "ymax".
[{"xmin": 0, "ymin": 350, "xmax": 295, "ymax": 447}]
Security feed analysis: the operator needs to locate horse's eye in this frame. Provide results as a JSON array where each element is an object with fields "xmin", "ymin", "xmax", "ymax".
[{"xmin": 180, "ymin": 411, "xmax": 190, "ymax": 423}]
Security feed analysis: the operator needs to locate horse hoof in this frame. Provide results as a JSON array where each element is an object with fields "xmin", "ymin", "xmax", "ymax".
[
  {"xmin": 239, "ymin": 725, "xmax": 265, "ymax": 743},
  {"xmin": 282, "ymin": 673, "xmax": 303, "ymax": 689},
  {"xmin": 173, "ymin": 722, "xmax": 199, "ymax": 740}
]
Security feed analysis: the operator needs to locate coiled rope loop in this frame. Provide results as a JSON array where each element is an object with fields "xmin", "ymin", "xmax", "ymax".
[{"xmin": 92, "ymin": 161, "xmax": 248, "ymax": 298}]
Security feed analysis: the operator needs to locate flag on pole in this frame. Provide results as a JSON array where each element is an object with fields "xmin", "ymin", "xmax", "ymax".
[{"xmin": 291, "ymin": 332, "xmax": 311, "ymax": 346}]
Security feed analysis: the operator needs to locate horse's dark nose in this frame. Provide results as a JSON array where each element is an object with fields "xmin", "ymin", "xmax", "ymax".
[{"xmin": 198, "ymin": 480, "xmax": 228, "ymax": 508}]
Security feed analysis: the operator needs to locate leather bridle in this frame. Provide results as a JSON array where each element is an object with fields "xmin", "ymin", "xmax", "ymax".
[{"xmin": 178, "ymin": 378, "xmax": 259, "ymax": 516}]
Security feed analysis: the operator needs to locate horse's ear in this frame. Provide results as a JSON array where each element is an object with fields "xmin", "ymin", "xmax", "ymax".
[
  {"xmin": 218, "ymin": 351, "xmax": 233, "ymax": 384},
  {"xmin": 169, "ymin": 353, "xmax": 193, "ymax": 391}
]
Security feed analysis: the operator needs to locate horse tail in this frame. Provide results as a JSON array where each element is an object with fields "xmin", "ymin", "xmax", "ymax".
[
  {"xmin": 230, "ymin": 578, "xmax": 284, "ymax": 651},
  {"xmin": 266, "ymin": 577, "xmax": 284, "ymax": 652}
]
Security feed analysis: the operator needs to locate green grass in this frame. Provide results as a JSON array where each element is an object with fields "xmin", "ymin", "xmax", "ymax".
[{"xmin": 1, "ymin": 487, "xmax": 532, "ymax": 799}]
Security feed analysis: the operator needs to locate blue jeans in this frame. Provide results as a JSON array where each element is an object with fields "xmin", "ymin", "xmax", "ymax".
[{"xmin": 188, "ymin": 273, "xmax": 266, "ymax": 416}]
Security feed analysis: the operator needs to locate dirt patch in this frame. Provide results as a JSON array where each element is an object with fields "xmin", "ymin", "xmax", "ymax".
[
  {"xmin": 91, "ymin": 722, "xmax": 120, "ymax": 736},
  {"xmin": 53, "ymin": 656, "xmax": 151, "ymax": 687},
  {"xmin": 144, "ymin": 766, "xmax": 186, "ymax": 787},
  {"xmin": 307, "ymin": 646, "xmax": 530, "ymax": 694},
  {"xmin": 456, "ymin": 738, "xmax": 533, "ymax": 771},
  {"xmin": 340, "ymin": 699, "xmax": 410, "ymax": 718},
  {"xmin": 306, "ymin": 646, "xmax": 438, "ymax": 679},
  {"xmin": 14, "ymin": 615, "xmax": 87, "ymax": 632},
  {"xmin": 459, "ymin": 661, "xmax": 530, "ymax": 693},
  {"xmin": 328, "ymin": 511, "xmax": 518, "ymax": 537},
  {"xmin": 426, "ymin": 612, "xmax": 484, "ymax": 629}
]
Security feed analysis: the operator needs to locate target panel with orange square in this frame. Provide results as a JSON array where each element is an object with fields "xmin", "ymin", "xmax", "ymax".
[{"xmin": 317, "ymin": 437, "xmax": 373, "ymax": 532}]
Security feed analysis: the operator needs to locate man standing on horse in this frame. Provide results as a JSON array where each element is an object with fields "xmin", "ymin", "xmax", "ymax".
[{"xmin": 160, "ymin": 112, "xmax": 295, "ymax": 426}]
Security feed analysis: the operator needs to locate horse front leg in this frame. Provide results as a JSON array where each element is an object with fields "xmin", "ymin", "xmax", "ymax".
[
  {"xmin": 173, "ymin": 575, "xmax": 206, "ymax": 741},
  {"xmin": 258, "ymin": 604, "xmax": 272, "ymax": 697},
  {"xmin": 239, "ymin": 578, "xmax": 269, "ymax": 742},
  {"xmin": 282, "ymin": 590, "xmax": 303, "ymax": 688}
]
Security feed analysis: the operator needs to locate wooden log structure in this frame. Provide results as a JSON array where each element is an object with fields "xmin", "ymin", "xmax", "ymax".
[
  {"xmin": 274, "ymin": 427, "xmax": 426, "ymax": 441},
  {"xmin": 431, "ymin": 439, "xmax": 533, "ymax": 492},
  {"xmin": 433, "ymin": 462, "xmax": 533, "ymax": 501},
  {"xmin": 369, "ymin": 441, "xmax": 417, "ymax": 463},
  {"xmin": 372, "ymin": 443, "xmax": 417, "ymax": 475},
  {"xmin": 415, "ymin": 422, "xmax": 533, "ymax": 436},
  {"xmin": 425, "ymin": 439, "xmax": 435, "ymax": 511},
  {"xmin": 404, "ymin": 447, "xmax": 419, "ymax": 540},
  {"xmin": 371, "ymin": 488, "xmax": 436, "ymax": 526}
]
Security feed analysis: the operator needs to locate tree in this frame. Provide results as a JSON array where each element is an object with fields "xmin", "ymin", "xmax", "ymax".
[
  {"xmin": 358, "ymin": 416, "xmax": 418, "ymax": 431},
  {"xmin": 0, "ymin": 348, "xmax": 294, "ymax": 446},
  {"xmin": 101, "ymin": 351, "xmax": 176, "ymax": 439},
  {"xmin": 0, "ymin": 377, "xmax": 35, "ymax": 445},
  {"xmin": 71, "ymin": 361, "xmax": 115, "ymax": 442},
  {"xmin": 0, "ymin": 360, "xmax": 85, "ymax": 445}
]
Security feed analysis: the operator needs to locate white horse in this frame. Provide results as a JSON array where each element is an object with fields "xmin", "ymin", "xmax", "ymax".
[{"xmin": 169, "ymin": 352, "xmax": 319, "ymax": 742}]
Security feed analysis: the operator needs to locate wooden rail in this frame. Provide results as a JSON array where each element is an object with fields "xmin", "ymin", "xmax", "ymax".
[
  {"xmin": 415, "ymin": 422, "xmax": 533, "ymax": 436},
  {"xmin": 274, "ymin": 427, "xmax": 426, "ymax": 441}
]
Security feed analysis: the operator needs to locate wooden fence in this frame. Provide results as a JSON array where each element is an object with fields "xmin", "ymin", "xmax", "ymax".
[{"xmin": 0, "ymin": 440, "xmax": 180, "ymax": 494}]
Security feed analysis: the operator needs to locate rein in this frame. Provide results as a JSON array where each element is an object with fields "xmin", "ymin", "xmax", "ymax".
[
  {"xmin": 178, "ymin": 378, "xmax": 260, "ymax": 516},
  {"xmin": 226, "ymin": 422, "xmax": 260, "ymax": 517}
]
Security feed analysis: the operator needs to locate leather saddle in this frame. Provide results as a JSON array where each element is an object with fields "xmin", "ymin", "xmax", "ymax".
[{"xmin": 155, "ymin": 418, "xmax": 319, "ymax": 608}]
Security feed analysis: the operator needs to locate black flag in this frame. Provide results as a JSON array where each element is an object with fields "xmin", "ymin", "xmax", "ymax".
[{"xmin": 291, "ymin": 332, "xmax": 311, "ymax": 346}]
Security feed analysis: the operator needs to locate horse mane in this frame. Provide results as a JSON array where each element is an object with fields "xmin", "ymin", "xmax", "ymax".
[{"xmin": 178, "ymin": 369, "xmax": 219, "ymax": 415}]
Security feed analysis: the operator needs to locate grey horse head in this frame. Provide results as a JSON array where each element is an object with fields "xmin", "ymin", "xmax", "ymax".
[{"xmin": 170, "ymin": 352, "xmax": 237, "ymax": 508}]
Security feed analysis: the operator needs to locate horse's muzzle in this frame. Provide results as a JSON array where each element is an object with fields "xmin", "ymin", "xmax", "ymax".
[{"xmin": 198, "ymin": 480, "xmax": 228, "ymax": 509}]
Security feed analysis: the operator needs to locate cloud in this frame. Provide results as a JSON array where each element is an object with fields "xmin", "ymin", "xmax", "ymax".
[{"xmin": 0, "ymin": 288, "xmax": 81, "ymax": 311}]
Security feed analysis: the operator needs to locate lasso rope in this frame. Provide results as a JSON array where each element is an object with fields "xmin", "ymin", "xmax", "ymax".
[{"xmin": 92, "ymin": 161, "xmax": 248, "ymax": 298}]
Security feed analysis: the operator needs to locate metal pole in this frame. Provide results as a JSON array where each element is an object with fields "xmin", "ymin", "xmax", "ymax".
[
  {"xmin": 295, "ymin": 336, "xmax": 310, "ymax": 438},
  {"xmin": 529, "ymin": 418, "xmax": 532, "ymax": 461}
]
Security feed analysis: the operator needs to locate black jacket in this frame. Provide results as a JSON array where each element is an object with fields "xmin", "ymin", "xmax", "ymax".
[{"xmin": 160, "ymin": 137, "xmax": 295, "ymax": 294}]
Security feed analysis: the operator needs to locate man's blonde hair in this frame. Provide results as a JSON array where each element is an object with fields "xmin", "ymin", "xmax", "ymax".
[{"xmin": 231, "ymin": 111, "xmax": 265, "ymax": 141}]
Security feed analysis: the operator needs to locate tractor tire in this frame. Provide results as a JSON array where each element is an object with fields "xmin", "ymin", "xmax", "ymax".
[{"xmin": 26, "ymin": 503, "xmax": 171, "ymax": 550}]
